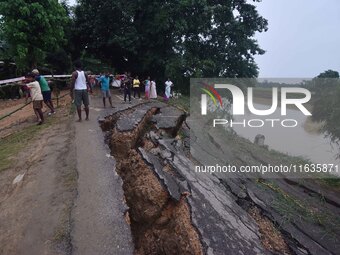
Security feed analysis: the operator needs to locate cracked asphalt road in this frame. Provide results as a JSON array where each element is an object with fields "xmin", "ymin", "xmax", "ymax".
[{"xmin": 71, "ymin": 92, "xmax": 135, "ymax": 255}]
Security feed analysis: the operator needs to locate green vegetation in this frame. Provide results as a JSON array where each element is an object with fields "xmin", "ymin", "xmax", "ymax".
[
  {"xmin": 53, "ymin": 169, "xmax": 77, "ymax": 246},
  {"xmin": 253, "ymin": 87, "xmax": 311, "ymax": 101},
  {"xmin": 1, "ymin": 0, "xmax": 268, "ymax": 92},
  {"xmin": 318, "ymin": 177, "xmax": 340, "ymax": 189},
  {"xmin": 167, "ymin": 95, "xmax": 190, "ymax": 113},
  {"xmin": 74, "ymin": 0, "xmax": 267, "ymax": 91},
  {"xmin": 0, "ymin": 0, "xmax": 68, "ymax": 70},
  {"xmin": 307, "ymin": 71, "xmax": 340, "ymax": 153},
  {"xmin": 0, "ymin": 118, "xmax": 54, "ymax": 172},
  {"xmin": 257, "ymin": 179, "xmax": 340, "ymax": 237}
]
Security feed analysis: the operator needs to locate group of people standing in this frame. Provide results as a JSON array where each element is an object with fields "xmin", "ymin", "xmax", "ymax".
[
  {"xmin": 120, "ymin": 73, "xmax": 160, "ymax": 103},
  {"xmin": 142, "ymin": 76, "xmax": 158, "ymax": 100},
  {"xmin": 91, "ymin": 71, "xmax": 174, "ymax": 104},
  {"xmin": 21, "ymin": 61, "xmax": 176, "ymax": 124}
]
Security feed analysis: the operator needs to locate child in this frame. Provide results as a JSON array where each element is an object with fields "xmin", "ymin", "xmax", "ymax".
[{"xmin": 23, "ymin": 73, "xmax": 44, "ymax": 125}]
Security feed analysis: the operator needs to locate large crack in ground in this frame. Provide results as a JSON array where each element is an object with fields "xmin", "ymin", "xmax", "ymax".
[
  {"xmin": 99, "ymin": 102, "xmax": 338, "ymax": 255},
  {"xmin": 100, "ymin": 105, "xmax": 203, "ymax": 255}
]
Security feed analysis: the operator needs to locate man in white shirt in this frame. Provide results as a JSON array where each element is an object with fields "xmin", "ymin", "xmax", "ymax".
[
  {"xmin": 164, "ymin": 78, "xmax": 174, "ymax": 101},
  {"xmin": 70, "ymin": 61, "xmax": 92, "ymax": 122}
]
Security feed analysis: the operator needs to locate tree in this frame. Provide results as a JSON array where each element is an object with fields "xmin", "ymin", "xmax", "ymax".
[
  {"xmin": 0, "ymin": 0, "xmax": 68, "ymax": 70},
  {"xmin": 73, "ymin": 0, "xmax": 267, "ymax": 92},
  {"xmin": 309, "ymin": 70, "xmax": 340, "ymax": 155},
  {"xmin": 317, "ymin": 69, "xmax": 340, "ymax": 79},
  {"xmin": 46, "ymin": 48, "xmax": 71, "ymax": 74}
]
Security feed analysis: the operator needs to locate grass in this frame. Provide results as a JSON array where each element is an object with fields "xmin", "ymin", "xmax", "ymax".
[
  {"xmin": 267, "ymin": 149, "xmax": 340, "ymax": 189},
  {"xmin": 0, "ymin": 93, "xmax": 73, "ymax": 173},
  {"xmin": 53, "ymin": 200, "xmax": 74, "ymax": 248},
  {"xmin": 318, "ymin": 178, "xmax": 340, "ymax": 189},
  {"xmin": 253, "ymin": 87, "xmax": 305, "ymax": 99},
  {"xmin": 0, "ymin": 118, "xmax": 54, "ymax": 172},
  {"xmin": 63, "ymin": 170, "xmax": 78, "ymax": 189},
  {"xmin": 166, "ymin": 95, "xmax": 190, "ymax": 113},
  {"xmin": 257, "ymin": 179, "xmax": 340, "ymax": 238},
  {"xmin": 53, "ymin": 167, "xmax": 77, "ymax": 248},
  {"xmin": 252, "ymin": 87, "xmax": 313, "ymax": 111}
]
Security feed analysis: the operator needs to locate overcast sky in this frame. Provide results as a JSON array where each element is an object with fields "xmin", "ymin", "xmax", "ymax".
[
  {"xmin": 67, "ymin": 0, "xmax": 340, "ymax": 78},
  {"xmin": 254, "ymin": 0, "xmax": 340, "ymax": 78}
]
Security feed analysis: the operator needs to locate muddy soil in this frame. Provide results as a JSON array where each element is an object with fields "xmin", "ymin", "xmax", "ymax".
[
  {"xmin": 0, "ymin": 92, "xmax": 70, "ymax": 139},
  {"xmin": 105, "ymin": 104, "xmax": 204, "ymax": 255},
  {"xmin": 0, "ymin": 103, "xmax": 77, "ymax": 255}
]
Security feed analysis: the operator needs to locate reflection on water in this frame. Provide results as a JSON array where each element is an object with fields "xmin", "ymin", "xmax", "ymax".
[{"xmin": 232, "ymin": 103, "xmax": 340, "ymax": 170}]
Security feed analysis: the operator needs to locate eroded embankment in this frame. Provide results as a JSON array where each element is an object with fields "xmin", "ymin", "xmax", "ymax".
[
  {"xmin": 194, "ymin": 123, "xmax": 340, "ymax": 255},
  {"xmin": 101, "ymin": 104, "xmax": 203, "ymax": 255}
]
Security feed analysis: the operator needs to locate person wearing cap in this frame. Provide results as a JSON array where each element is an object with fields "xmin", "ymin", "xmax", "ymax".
[
  {"xmin": 32, "ymin": 69, "xmax": 55, "ymax": 115},
  {"xmin": 20, "ymin": 73, "xmax": 44, "ymax": 125}
]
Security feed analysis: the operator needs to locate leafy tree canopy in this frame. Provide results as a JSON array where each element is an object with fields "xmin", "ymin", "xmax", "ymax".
[
  {"xmin": 308, "ymin": 70, "xmax": 340, "ymax": 154},
  {"xmin": 317, "ymin": 69, "xmax": 340, "ymax": 79},
  {"xmin": 73, "ymin": 0, "xmax": 268, "ymax": 91},
  {"xmin": 0, "ymin": 0, "xmax": 68, "ymax": 70}
]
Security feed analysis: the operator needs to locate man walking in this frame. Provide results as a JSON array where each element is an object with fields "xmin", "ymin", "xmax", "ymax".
[{"xmin": 70, "ymin": 61, "xmax": 92, "ymax": 122}]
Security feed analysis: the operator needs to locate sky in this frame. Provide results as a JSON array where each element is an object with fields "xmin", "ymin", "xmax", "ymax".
[
  {"xmin": 68, "ymin": 0, "xmax": 76, "ymax": 6},
  {"xmin": 67, "ymin": 0, "xmax": 340, "ymax": 78},
  {"xmin": 254, "ymin": 0, "xmax": 340, "ymax": 78}
]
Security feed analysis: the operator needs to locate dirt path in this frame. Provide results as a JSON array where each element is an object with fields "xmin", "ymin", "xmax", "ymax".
[
  {"xmin": 0, "ymin": 91, "xmax": 135, "ymax": 255},
  {"xmin": 0, "ymin": 94, "xmax": 70, "ymax": 139},
  {"xmin": 0, "ymin": 115, "xmax": 77, "ymax": 254}
]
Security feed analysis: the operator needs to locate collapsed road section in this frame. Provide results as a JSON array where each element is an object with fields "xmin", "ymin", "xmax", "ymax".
[
  {"xmin": 100, "ymin": 101, "xmax": 269, "ymax": 255},
  {"xmin": 100, "ymin": 101, "xmax": 339, "ymax": 255}
]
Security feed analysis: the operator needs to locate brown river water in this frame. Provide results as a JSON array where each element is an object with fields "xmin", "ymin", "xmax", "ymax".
[{"xmin": 232, "ymin": 102, "xmax": 340, "ymax": 176}]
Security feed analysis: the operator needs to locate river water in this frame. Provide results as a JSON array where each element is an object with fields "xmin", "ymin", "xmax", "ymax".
[{"xmin": 232, "ymin": 103, "xmax": 340, "ymax": 172}]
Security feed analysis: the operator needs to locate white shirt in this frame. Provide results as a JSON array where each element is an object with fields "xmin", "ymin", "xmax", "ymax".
[
  {"xmin": 165, "ymin": 81, "xmax": 173, "ymax": 87},
  {"xmin": 26, "ymin": 81, "xmax": 43, "ymax": 101},
  {"xmin": 75, "ymin": 71, "xmax": 87, "ymax": 90}
]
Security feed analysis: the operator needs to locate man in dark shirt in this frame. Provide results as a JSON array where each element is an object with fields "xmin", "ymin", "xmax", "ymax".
[{"xmin": 123, "ymin": 72, "xmax": 132, "ymax": 103}]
